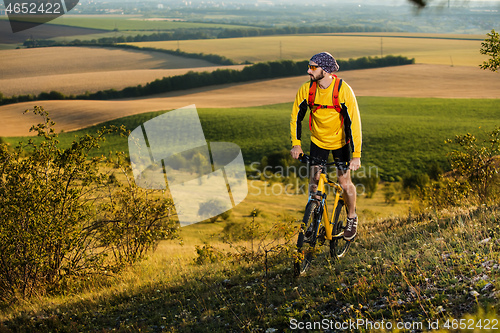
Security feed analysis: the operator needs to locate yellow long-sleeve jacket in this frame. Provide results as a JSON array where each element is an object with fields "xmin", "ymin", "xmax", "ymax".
[{"xmin": 290, "ymin": 77, "xmax": 362, "ymax": 158}]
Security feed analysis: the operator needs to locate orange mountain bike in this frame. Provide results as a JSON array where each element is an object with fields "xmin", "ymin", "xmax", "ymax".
[{"xmin": 293, "ymin": 154, "xmax": 352, "ymax": 276}]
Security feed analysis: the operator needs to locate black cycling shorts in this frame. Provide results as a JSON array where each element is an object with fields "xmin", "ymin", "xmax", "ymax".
[{"xmin": 310, "ymin": 141, "xmax": 351, "ymax": 171}]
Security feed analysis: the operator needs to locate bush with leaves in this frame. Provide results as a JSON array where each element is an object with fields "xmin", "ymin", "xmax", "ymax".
[
  {"xmin": 422, "ymin": 127, "xmax": 500, "ymax": 208},
  {"xmin": 446, "ymin": 128, "xmax": 500, "ymax": 202},
  {"xmin": 98, "ymin": 153, "xmax": 179, "ymax": 266},
  {"xmin": 0, "ymin": 106, "xmax": 178, "ymax": 302},
  {"xmin": 193, "ymin": 244, "xmax": 226, "ymax": 265}
]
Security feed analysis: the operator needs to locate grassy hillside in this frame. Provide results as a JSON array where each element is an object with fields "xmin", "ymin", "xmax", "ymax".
[
  {"xmin": 1, "ymin": 203, "xmax": 498, "ymax": 332},
  {"xmin": 1, "ymin": 99, "xmax": 499, "ymax": 331},
  {"xmin": 124, "ymin": 33, "xmax": 487, "ymax": 66},
  {"xmin": 7, "ymin": 97, "xmax": 498, "ymax": 181}
]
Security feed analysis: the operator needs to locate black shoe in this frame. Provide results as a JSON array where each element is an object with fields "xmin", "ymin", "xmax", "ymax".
[{"xmin": 344, "ymin": 216, "xmax": 358, "ymax": 241}]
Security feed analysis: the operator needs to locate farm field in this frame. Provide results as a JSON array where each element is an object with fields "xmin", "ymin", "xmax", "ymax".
[
  {"xmin": 49, "ymin": 15, "xmax": 257, "ymax": 32},
  {"xmin": 0, "ymin": 32, "xmax": 490, "ymax": 97},
  {"xmin": 0, "ymin": 46, "xmax": 245, "ymax": 96},
  {"xmin": 0, "ymin": 47, "xmax": 217, "ymax": 79},
  {"xmin": 1, "ymin": 63, "xmax": 499, "ymax": 138},
  {"xmin": 125, "ymin": 33, "xmax": 489, "ymax": 66}
]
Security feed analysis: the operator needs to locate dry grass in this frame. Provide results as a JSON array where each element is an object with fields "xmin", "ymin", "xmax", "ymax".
[{"xmin": 1, "ymin": 64, "xmax": 499, "ymax": 137}]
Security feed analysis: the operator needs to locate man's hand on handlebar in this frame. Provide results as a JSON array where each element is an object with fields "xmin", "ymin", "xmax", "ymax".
[
  {"xmin": 350, "ymin": 157, "xmax": 361, "ymax": 171},
  {"xmin": 290, "ymin": 145, "xmax": 303, "ymax": 159}
]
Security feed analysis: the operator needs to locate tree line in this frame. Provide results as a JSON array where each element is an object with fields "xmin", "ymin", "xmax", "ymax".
[
  {"xmin": 217, "ymin": 25, "xmax": 397, "ymax": 38},
  {"xmin": 0, "ymin": 55, "xmax": 414, "ymax": 105},
  {"xmin": 22, "ymin": 25, "xmax": 398, "ymax": 48},
  {"xmin": 23, "ymin": 29, "xmax": 215, "ymax": 47}
]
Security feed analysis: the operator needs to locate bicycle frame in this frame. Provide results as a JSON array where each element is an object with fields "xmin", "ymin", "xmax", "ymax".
[
  {"xmin": 294, "ymin": 153, "xmax": 352, "ymax": 276},
  {"xmin": 308, "ymin": 168, "xmax": 344, "ymax": 241}
]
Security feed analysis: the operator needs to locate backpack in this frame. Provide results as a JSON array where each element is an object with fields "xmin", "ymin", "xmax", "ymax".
[
  {"xmin": 307, "ymin": 75, "xmax": 353, "ymax": 147},
  {"xmin": 307, "ymin": 74, "xmax": 342, "ymax": 131}
]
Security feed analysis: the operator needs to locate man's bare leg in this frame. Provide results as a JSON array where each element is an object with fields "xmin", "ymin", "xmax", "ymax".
[
  {"xmin": 308, "ymin": 165, "xmax": 322, "ymax": 199},
  {"xmin": 337, "ymin": 169, "xmax": 357, "ymax": 219},
  {"xmin": 337, "ymin": 168, "xmax": 358, "ymax": 240}
]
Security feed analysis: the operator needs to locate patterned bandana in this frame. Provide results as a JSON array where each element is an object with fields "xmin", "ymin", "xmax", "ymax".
[{"xmin": 310, "ymin": 52, "xmax": 339, "ymax": 73}]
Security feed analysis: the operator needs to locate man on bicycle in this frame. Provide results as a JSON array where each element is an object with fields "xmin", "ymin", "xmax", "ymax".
[{"xmin": 290, "ymin": 52, "xmax": 362, "ymax": 241}]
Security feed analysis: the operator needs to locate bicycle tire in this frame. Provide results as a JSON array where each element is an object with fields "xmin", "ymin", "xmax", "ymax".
[
  {"xmin": 294, "ymin": 200, "xmax": 320, "ymax": 276},
  {"xmin": 330, "ymin": 199, "xmax": 351, "ymax": 259}
]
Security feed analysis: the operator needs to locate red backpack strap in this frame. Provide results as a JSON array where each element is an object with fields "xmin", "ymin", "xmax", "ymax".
[
  {"xmin": 308, "ymin": 80, "xmax": 317, "ymax": 131},
  {"xmin": 332, "ymin": 75, "xmax": 345, "ymax": 135},
  {"xmin": 308, "ymin": 76, "xmax": 343, "ymax": 131},
  {"xmin": 308, "ymin": 80, "xmax": 317, "ymax": 110},
  {"xmin": 332, "ymin": 75, "xmax": 341, "ymax": 112}
]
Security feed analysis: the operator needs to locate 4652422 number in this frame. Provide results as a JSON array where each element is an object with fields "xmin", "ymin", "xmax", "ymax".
[
  {"xmin": 443, "ymin": 319, "xmax": 498, "ymax": 330},
  {"xmin": 5, "ymin": 2, "xmax": 63, "ymax": 15}
]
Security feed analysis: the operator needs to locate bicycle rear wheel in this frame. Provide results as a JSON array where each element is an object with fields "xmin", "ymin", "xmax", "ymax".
[
  {"xmin": 294, "ymin": 200, "xmax": 320, "ymax": 276},
  {"xmin": 330, "ymin": 199, "xmax": 351, "ymax": 259}
]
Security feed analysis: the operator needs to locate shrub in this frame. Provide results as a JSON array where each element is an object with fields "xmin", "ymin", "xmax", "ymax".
[
  {"xmin": 446, "ymin": 128, "xmax": 500, "ymax": 202},
  {"xmin": 0, "ymin": 107, "xmax": 178, "ymax": 302},
  {"xmin": 421, "ymin": 127, "xmax": 500, "ymax": 208},
  {"xmin": 194, "ymin": 244, "xmax": 226, "ymax": 265},
  {"xmin": 383, "ymin": 183, "xmax": 398, "ymax": 205},
  {"xmin": 403, "ymin": 172, "xmax": 430, "ymax": 190}
]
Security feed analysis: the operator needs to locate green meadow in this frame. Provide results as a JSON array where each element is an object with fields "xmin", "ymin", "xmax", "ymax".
[{"xmin": 7, "ymin": 97, "xmax": 500, "ymax": 181}]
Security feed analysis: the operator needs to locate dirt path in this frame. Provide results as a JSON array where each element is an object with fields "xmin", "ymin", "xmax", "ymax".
[{"xmin": 1, "ymin": 64, "xmax": 499, "ymax": 137}]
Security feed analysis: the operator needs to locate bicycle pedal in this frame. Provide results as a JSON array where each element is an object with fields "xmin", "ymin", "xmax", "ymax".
[{"xmin": 332, "ymin": 231, "xmax": 344, "ymax": 239}]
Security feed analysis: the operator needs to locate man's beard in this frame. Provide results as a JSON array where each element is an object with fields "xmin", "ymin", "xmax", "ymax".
[{"xmin": 310, "ymin": 71, "xmax": 325, "ymax": 82}]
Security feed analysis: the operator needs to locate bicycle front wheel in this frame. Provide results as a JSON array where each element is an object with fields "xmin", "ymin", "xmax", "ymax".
[
  {"xmin": 330, "ymin": 199, "xmax": 351, "ymax": 259},
  {"xmin": 294, "ymin": 200, "xmax": 320, "ymax": 276}
]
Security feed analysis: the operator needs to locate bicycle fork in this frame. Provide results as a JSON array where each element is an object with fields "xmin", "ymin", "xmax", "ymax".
[{"xmin": 328, "ymin": 191, "xmax": 344, "ymax": 240}]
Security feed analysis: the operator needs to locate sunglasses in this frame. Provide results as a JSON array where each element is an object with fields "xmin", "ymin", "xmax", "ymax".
[{"xmin": 308, "ymin": 65, "xmax": 319, "ymax": 70}]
